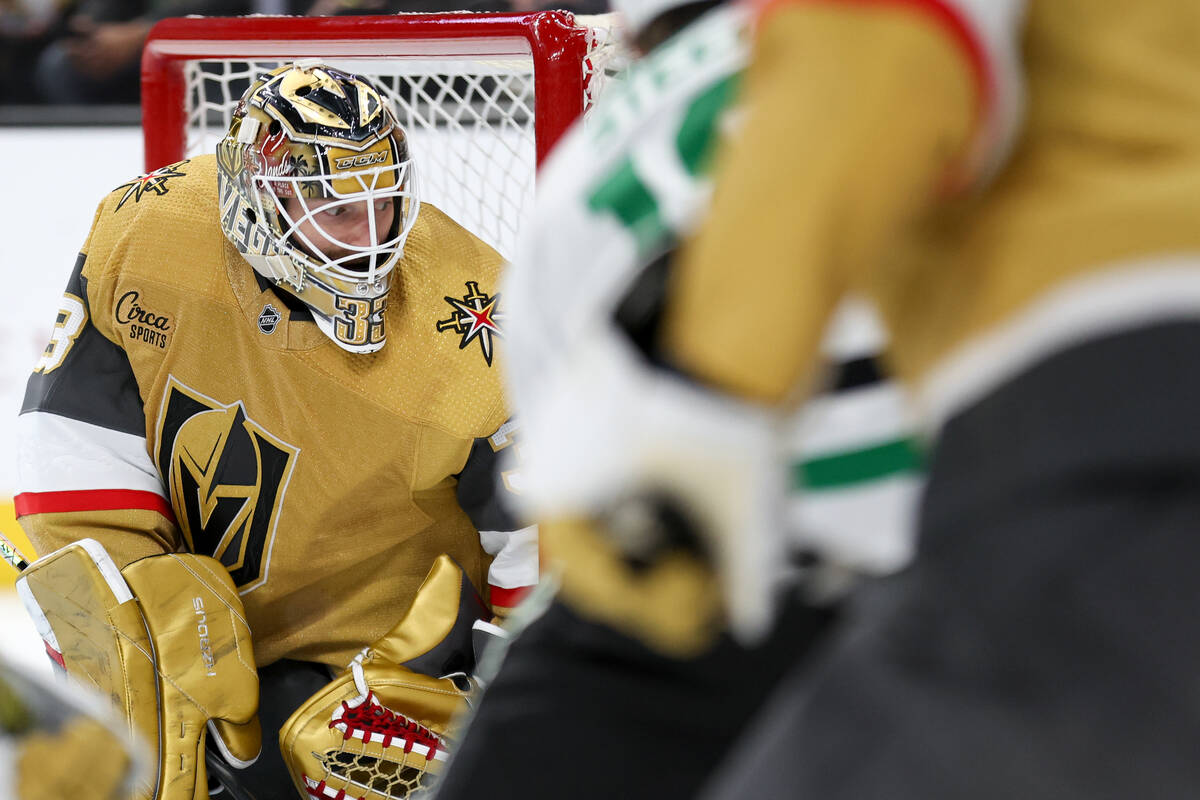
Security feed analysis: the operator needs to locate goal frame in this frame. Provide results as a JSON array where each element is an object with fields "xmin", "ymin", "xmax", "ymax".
[{"xmin": 140, "ymin": 11, "xmax": 597, "ymax": 173}]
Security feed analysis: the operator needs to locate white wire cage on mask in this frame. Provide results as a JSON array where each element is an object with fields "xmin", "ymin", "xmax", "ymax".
[{"xmin": 252, "ymin": 159, "xmax": 419, "ymax": 293}]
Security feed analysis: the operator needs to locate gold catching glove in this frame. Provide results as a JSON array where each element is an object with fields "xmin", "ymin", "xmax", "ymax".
[
  {"xmin": 16, "ymin": 539, "xmax": 260, "ymax": 800},
  {"xmin": 279, "ymin": 555, "xmax": 486, "ymax": 800}
]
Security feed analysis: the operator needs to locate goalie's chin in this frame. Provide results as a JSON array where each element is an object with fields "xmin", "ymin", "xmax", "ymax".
[
  {"xmin": 339, "ymin": 254, "xmax": 382, "ymax": 274},
  {"xmin": 289, "ymin": 237, "xmax": 391, "ymax": 277}
]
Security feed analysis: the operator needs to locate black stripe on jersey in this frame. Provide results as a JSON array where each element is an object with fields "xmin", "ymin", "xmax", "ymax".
[
  {"xmin": 21, "ymin": 252, "xmax": 145, "ymax": 436},
  {"xmin": 829, "ymin": 357, "xmax": 885, "ymax": 393},
  {"xmin": 456, "ymin": 434, "xmax": 521, "ymax": 533},
  {"xmin": 253, "ymin": 272, "xmax": 313, "ymax": 321}
]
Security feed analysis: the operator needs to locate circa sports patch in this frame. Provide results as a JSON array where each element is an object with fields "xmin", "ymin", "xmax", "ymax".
[
  {"xmin": 113, "ymin": 160, "xmax": 189, "ymax": 211},
  {"xmin": 114, "ymin": 290, "xmax": 172, "ymax": 350},
  {"xmin": 436, "ymin": 281, "xmax": 503, "ymax": 367}
]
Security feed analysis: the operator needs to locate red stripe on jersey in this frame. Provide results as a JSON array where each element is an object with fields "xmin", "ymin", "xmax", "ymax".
[
  {"xmin": 44, "ymin": 641, "xmax": 65, "ymax": 669},
  {"xmin": 747, "ymin": 0, "xmax": 993, "ymax": 150},
  {"xmin": 489, "ymin": 584, "xmax": 532, "ymax": 609},
  {"xmin": 14, "ymin": 489, "xmax": 177, "ymax": 524}
]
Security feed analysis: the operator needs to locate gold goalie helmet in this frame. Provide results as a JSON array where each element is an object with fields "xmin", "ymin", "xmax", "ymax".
[{"xmin": 217, "ymin": 61, "xmax": 419, "ymax": 353}]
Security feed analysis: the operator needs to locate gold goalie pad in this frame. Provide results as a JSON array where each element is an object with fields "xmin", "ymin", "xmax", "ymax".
[
  {"xmin": 15, "ymin": 539, "xmax": 260, "ymax": 800},
  {"xmin": 280, "ymin": 555, "xmax": 482, "ymax": 800}
]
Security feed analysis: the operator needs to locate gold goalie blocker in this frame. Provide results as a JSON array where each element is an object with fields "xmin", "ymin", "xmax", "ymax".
[
  {"xmin": 16, "ymin": 539, "xmax": 261, "ymax": 800},
  {"xmin": 17, "ymin": 542, "xmax": 487, "ymax": 800}
]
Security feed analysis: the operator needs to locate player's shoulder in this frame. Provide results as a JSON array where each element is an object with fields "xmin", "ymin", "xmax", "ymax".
[
  {"xmin": 405, "ymin": 202, "xmax": 505, "ymax": 289},
  {"xmin": 84, "ymin": 155, "xmax": 224, "ymax": 286},
  {"xmin": 379, "ymin": 203, "xmax": 508, "ymax": 436}
]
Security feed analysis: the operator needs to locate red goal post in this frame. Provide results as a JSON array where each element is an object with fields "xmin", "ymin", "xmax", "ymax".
[{"xmin": 140, "ymin": 11, "xmax": 629, "ymax": 259}]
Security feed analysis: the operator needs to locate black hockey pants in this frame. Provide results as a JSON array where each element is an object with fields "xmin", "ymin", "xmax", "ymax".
[{"xmin": 703, "ymin": 320, "xmax": 1200, "ymax": 800}]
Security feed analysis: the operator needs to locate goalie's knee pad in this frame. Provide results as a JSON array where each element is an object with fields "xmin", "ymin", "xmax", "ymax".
[{"xmin": 16, "ymin": 539, "xmax": 260, "ymax": 800}]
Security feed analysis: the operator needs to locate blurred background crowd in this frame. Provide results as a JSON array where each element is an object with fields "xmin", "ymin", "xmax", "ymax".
[{"xmin": 0, "ymin": 0, "xmax": 607, "ymax": 107}]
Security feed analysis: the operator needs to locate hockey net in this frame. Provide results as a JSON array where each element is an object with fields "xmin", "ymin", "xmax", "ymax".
[{"xmin": 141, "ymin": 12, "xmax": 630, "ymax": 260}]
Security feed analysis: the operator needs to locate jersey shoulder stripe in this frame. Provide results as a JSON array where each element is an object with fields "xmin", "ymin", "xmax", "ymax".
[
  {"xmin": 23, "ymin": 253, "xmax": 146, "ymax": 437},
  {"xmin": 17, "ymin": 413, "xmax": 160, "ymax": 493},
  {"xmin": 15, "ymin": 489, "xmax": 175, "ymax": 521}
]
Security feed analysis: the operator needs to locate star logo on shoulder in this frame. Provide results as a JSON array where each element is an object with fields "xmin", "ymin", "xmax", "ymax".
[
  {"xmin": 114, "ymin": 160, "xmax": 189, "ymax": 211},
  {"xmin": 436, "ymin": 281, "xmax": 503, "ymax": 366}
]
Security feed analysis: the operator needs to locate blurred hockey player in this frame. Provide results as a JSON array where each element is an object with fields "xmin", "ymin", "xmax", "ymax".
[
  {"xmin": 14, "ymin": 62, "xmax": 533, "ymax": 799},
  {"xmin": 434, "ymin": 1, "xmax": 920, "ymax": 797},
  {"xmin": 510, "ymin": 0, "xmax": 1200, "ymax": 797},
  {"xmin": 0, "ymin": 651, "xmax": 151, "ymax": 800}
]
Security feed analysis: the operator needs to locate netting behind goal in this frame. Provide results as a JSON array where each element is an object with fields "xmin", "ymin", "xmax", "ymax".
[{"xmin": 141, "ymin": 12, "xmax": 629, "ymax": 260}]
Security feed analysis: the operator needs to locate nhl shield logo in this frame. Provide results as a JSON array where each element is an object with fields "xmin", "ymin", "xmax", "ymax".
[{"xmin": 258, "ymin": 304, "xmax": 282, "ymax": 335}]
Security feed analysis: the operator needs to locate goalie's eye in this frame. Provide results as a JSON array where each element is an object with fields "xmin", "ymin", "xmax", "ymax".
[{"xmin": 320, "ymin": 205, "xmax": 348, "ymax": 219}]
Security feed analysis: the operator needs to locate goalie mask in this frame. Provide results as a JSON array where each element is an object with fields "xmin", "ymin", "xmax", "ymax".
[{"xmin": 217, "ymin": 62, "xmax": 419, "ymax": 354}]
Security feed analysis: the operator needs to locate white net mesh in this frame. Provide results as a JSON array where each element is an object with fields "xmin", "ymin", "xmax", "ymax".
[
  {"xmin": 576, "ymin": 14, "xmax": 630, "ymax": 114},
  {"xmin": 180, "ymin": 15, "xmax": 629, "ymax": 261}
]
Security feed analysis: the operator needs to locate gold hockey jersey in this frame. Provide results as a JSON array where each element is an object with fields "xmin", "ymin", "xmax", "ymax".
[
  {"xmin": 16, "ymin": 155, "xmax": 535, "ymax": 668},
  {"xmin": 666, "ymin": 0, "xmax": 1200, "ymax": 425}
]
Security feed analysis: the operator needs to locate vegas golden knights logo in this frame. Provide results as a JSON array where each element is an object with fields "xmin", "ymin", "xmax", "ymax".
[{"xmin": 156, "ymin": 377, "xmax": 298, "ymax": 592}]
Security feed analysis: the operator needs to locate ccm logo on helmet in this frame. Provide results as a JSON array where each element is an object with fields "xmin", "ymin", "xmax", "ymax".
[{"xmin": 334, "ymin": 151, "xmax": 388, "ymax": 170}]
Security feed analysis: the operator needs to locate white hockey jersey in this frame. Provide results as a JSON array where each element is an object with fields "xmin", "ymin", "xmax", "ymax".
[{"xmin": 506, "ymin": 5, "xmax": 920, "ymax": 579}]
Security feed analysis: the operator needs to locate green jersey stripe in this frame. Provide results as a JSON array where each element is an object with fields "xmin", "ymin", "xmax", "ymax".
[
  {"xmin": 676, "ymin": 75, "xmax": 740, "ymax": 177},
  {"xmin": 587, "ymin": 159, "xmax": 669, "ymax": 254},
  {"xmin": 796, "ymin": 438, "xmax": 923, "ymax": 490}
]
